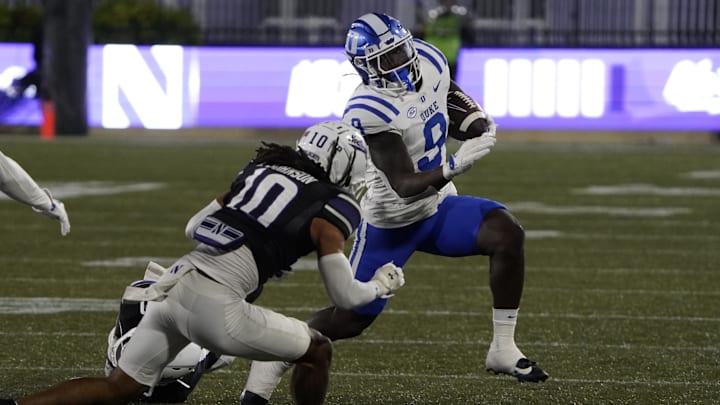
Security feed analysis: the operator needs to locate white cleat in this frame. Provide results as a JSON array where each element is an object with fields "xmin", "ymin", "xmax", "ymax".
[{"xmin": 485, "ymin": 349, "xmax": 549, "ymax": 383}]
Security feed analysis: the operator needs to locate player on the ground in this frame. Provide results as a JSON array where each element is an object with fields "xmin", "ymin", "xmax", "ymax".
[
  {"xmin": 104, "ymin": 261, "xmax": 236, "ymax": 403},
  {"xmin": 0, "ymin": 150, "xmax": 70, "ymax": 235},
  {"xmin": 240, "ymin": 12, "xmax": 547, "ymax": 404},
  {"xmin": 2, "ymin": 121, "xmax": 405, "ymax": 405}
]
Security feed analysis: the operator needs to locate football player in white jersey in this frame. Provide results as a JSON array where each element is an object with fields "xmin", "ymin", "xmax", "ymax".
[
  {"xmin": 0, "ymin": 150, "xmax": 70, "ymax": 235},
  {"xmin": 3, "ymin": 121, "xmax": 405, "ymax": 405},
  {"xmin": 240, "ymin": 12, "xmax": 547, "ymax": 405}
]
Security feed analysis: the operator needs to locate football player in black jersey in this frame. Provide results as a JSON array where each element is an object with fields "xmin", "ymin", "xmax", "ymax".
[{"xmin": 5, "ymin": 121, "xmax": 406, "ymax": 405}]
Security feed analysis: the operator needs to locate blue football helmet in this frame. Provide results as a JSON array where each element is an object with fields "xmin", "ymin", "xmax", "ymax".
[{"xmin": 345, "ymin": 13, "xmax": 421, "ymax": 94}]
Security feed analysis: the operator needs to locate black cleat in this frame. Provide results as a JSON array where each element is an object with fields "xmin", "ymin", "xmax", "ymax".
[
  {"xmin": 487, "ymin": 358, "xmax": 549, "ymax": 383},
  {"xmin": 0, "ymin": 400, "xmax": 18, "ymax": 405},
  {"xmin": 239, "ymin": 390, "xmax": 269, "ymax": 405}
]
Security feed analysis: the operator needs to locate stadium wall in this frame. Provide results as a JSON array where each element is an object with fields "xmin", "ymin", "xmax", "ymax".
[{"xmin": 1, "ymin": 43, "xmax": 718, "ymax": 142}]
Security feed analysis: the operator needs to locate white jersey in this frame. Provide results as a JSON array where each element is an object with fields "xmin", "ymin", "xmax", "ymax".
[{"xmin": 343, "ymin": 39, "xmax": 457, "ymax": 228}]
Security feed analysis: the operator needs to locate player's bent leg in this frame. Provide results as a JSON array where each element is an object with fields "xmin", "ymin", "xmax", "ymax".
[
  {"xmin": 240, "ymin": 308, "xmax": 376, "ymax": 404},
  {"xmin": 17, "ymin": 368, "xmax": 146, "ymax": 405},
  {"xmin": 290, "ymin": 329, "xmax": 332, "ymax": 405},
  {"xmin": 476, "ymin": 208, "xmax": 526, "ymax": 308},
  {"xmin": 242, "ymin": 360, "xmax": 293, "ymax": 404},
  {"xmin": 306, "ymin": 306, "xmax": 378, "ymax": 341},
  {"xmin": 476, "ymin": 209, "xmax": 548, "ymax": 382}
]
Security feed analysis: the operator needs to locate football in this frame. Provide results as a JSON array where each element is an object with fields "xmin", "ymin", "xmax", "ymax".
[{"xmin": 446, "ymin": 90, "xmax": 492, "ymax": 141}]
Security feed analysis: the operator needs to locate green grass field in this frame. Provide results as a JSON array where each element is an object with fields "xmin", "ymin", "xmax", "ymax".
[{"xmin": 0, "ymin": 133, "xmax": 718, "ymax": 404}]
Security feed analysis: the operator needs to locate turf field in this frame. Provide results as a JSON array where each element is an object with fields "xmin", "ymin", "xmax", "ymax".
[{"xmin": 0, "ymin": 133, "xmax": 718, "ymax": 404}]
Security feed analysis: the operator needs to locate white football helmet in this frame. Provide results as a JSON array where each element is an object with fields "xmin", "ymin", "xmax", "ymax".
[
  {"xmin": 345, "ymin": 12, "xmax": 421, "ymax": 94},
  {"xmin": 297, "ymin": 121, "xmax": 368, "ymax": 198},
  {"xmin": 106, "ymin": 326, "xmax": 208, "ymax": 384}
]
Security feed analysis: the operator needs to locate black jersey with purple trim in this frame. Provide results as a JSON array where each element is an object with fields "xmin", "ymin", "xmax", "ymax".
[{"xmin": 197, "ymin": 162, "xmax": 361, "ymax": 284}]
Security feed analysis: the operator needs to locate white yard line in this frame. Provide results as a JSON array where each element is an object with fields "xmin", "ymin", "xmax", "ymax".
[
  {"xmin": 4, "ymin": 333, "xmax": 707, "ymax": 357},
  {"xmin": 331, "ymin": 371, "xmax": 720, "ymax": 386},
  {"xmin": 6, "ymin": 298, "xmax": 716, "ymax": 320},
  {"xmin": 0, "ymin": 182, "xmax": 165, "ymax": 201},
  {"xmin": 1, "ymin": 298, "xmax": 719, "ymax": 321},
  {"xmin": 0, "ymin": 366, "xmax": 716, "ymax": 387},
  {"xmin": 508, "ymin": 201, "xmax": 691, "ymax": 217},
  {"xmin": 0, "ymin": 224, "xmax": 180, "ymax": 233},
  {"xmin": 575, "ymin": 183, "xmax": 720, "ymax": 197},
  {"xmin": 407, "ymin": 263, "xmax": 717, "ymax": 274},
  {"xmin": 2, "ymin": 331, "xmax": 715, "ymax": 354},
  {"xmin": 684, "ymin": 170, "xmax": 720, "ymax": 179}
]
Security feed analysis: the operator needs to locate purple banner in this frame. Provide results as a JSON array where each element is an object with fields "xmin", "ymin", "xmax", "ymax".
[
  {"xmin": 0, "ymin": 43, "xmax": 42, "ymax": 125},
  {"xmin": 2, "ymin": 44, "xmax": 718, "ymax": 130},
  {"xmin": 457, "ymin": 48, "xmax": 720, "ymax": 130}
]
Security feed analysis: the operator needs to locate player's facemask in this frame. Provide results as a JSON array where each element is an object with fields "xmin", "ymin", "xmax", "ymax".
[{"xmin": 366, "ymin": 39, "xmax": 421, "ymax": 93}]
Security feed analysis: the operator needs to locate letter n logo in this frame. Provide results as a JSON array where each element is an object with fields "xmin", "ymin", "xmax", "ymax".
[{"xmin": 102, "ymin": 45, "xmax": 184, "ymax": 129}]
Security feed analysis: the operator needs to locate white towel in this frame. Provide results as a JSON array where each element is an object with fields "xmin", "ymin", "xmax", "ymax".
[{"xmin": 122, "ymin": 261, "xmax": 193, "ymax": 303}]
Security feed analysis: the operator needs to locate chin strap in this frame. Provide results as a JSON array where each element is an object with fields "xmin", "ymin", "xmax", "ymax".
[{"xmin": 395, "ymin": 68, "xmax": 416, "ymax": 92}]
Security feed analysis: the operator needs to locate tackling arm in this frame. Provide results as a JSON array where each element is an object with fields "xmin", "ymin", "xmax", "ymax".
[{"xmin": 311, "ymin": 217, "xmax": 404, "ymax": 309}]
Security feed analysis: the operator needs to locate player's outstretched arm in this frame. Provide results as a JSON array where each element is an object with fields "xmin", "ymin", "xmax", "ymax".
[
  {"xmin": 31, "ymin": 189, "xmax": 71, "ymax": 236},
  {"xmin": 311, "ymin": 217, "xmax": 404, "ymax": 309},
  {"xmin": 0, "ymin": 151, "xmax": 70, "ymax": 235}
]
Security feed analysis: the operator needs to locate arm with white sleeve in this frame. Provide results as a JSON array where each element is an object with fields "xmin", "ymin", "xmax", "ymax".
[
  {"xmin": 311, "ymin": 217, "xmax": 405, "ymax": 310},
  {"xmin": 0, "ymin": 150, "xmax": 70, "ymax": 236},
  {"xmin": 184, "ymin": 195, "xmax": 224, "ymax": 239}
]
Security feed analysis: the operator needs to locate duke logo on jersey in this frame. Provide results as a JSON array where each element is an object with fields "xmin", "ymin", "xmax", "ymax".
[{"xmin": 420, "ymin": 100, "xmax": 441, "ymax": 122}]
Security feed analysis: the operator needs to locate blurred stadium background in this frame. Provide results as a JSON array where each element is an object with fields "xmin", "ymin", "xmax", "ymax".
[
  {"xmin": 1, "ymin": 0, "xmax": 719, "ymax": 404},
  {"xmin": 0, "ymin": 0, "xmax": 718, "ymax": 139}
]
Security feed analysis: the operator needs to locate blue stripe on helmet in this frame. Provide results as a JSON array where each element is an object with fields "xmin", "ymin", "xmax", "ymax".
[{"xmin": 359, "ymin": 13, "xmax": 390, "ymax": 36}]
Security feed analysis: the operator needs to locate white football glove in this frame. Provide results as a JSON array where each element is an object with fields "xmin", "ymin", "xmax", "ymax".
[
  {"xmin": 32, "ymin": 188, "xmax": 70, "ymax": 236},
  {"xmin": 442, "ymin": 125, "xmax": 497, "ymax": 180},
  {"xmin": 484, "ymin": 115, "xmax": 498, "ymax": 138},
  {"xmin": 370, "ymin": 262, "xmax": 405, "ymax": 298}
]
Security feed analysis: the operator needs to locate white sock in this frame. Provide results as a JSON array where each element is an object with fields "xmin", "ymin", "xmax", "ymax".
[
  {"xmin": 490, "ymin": 308, "xmax": 521, "ymax": 352},
  {"xmin": 243, "ymin": 360, "xmax": 293, "ymax": 400}
]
